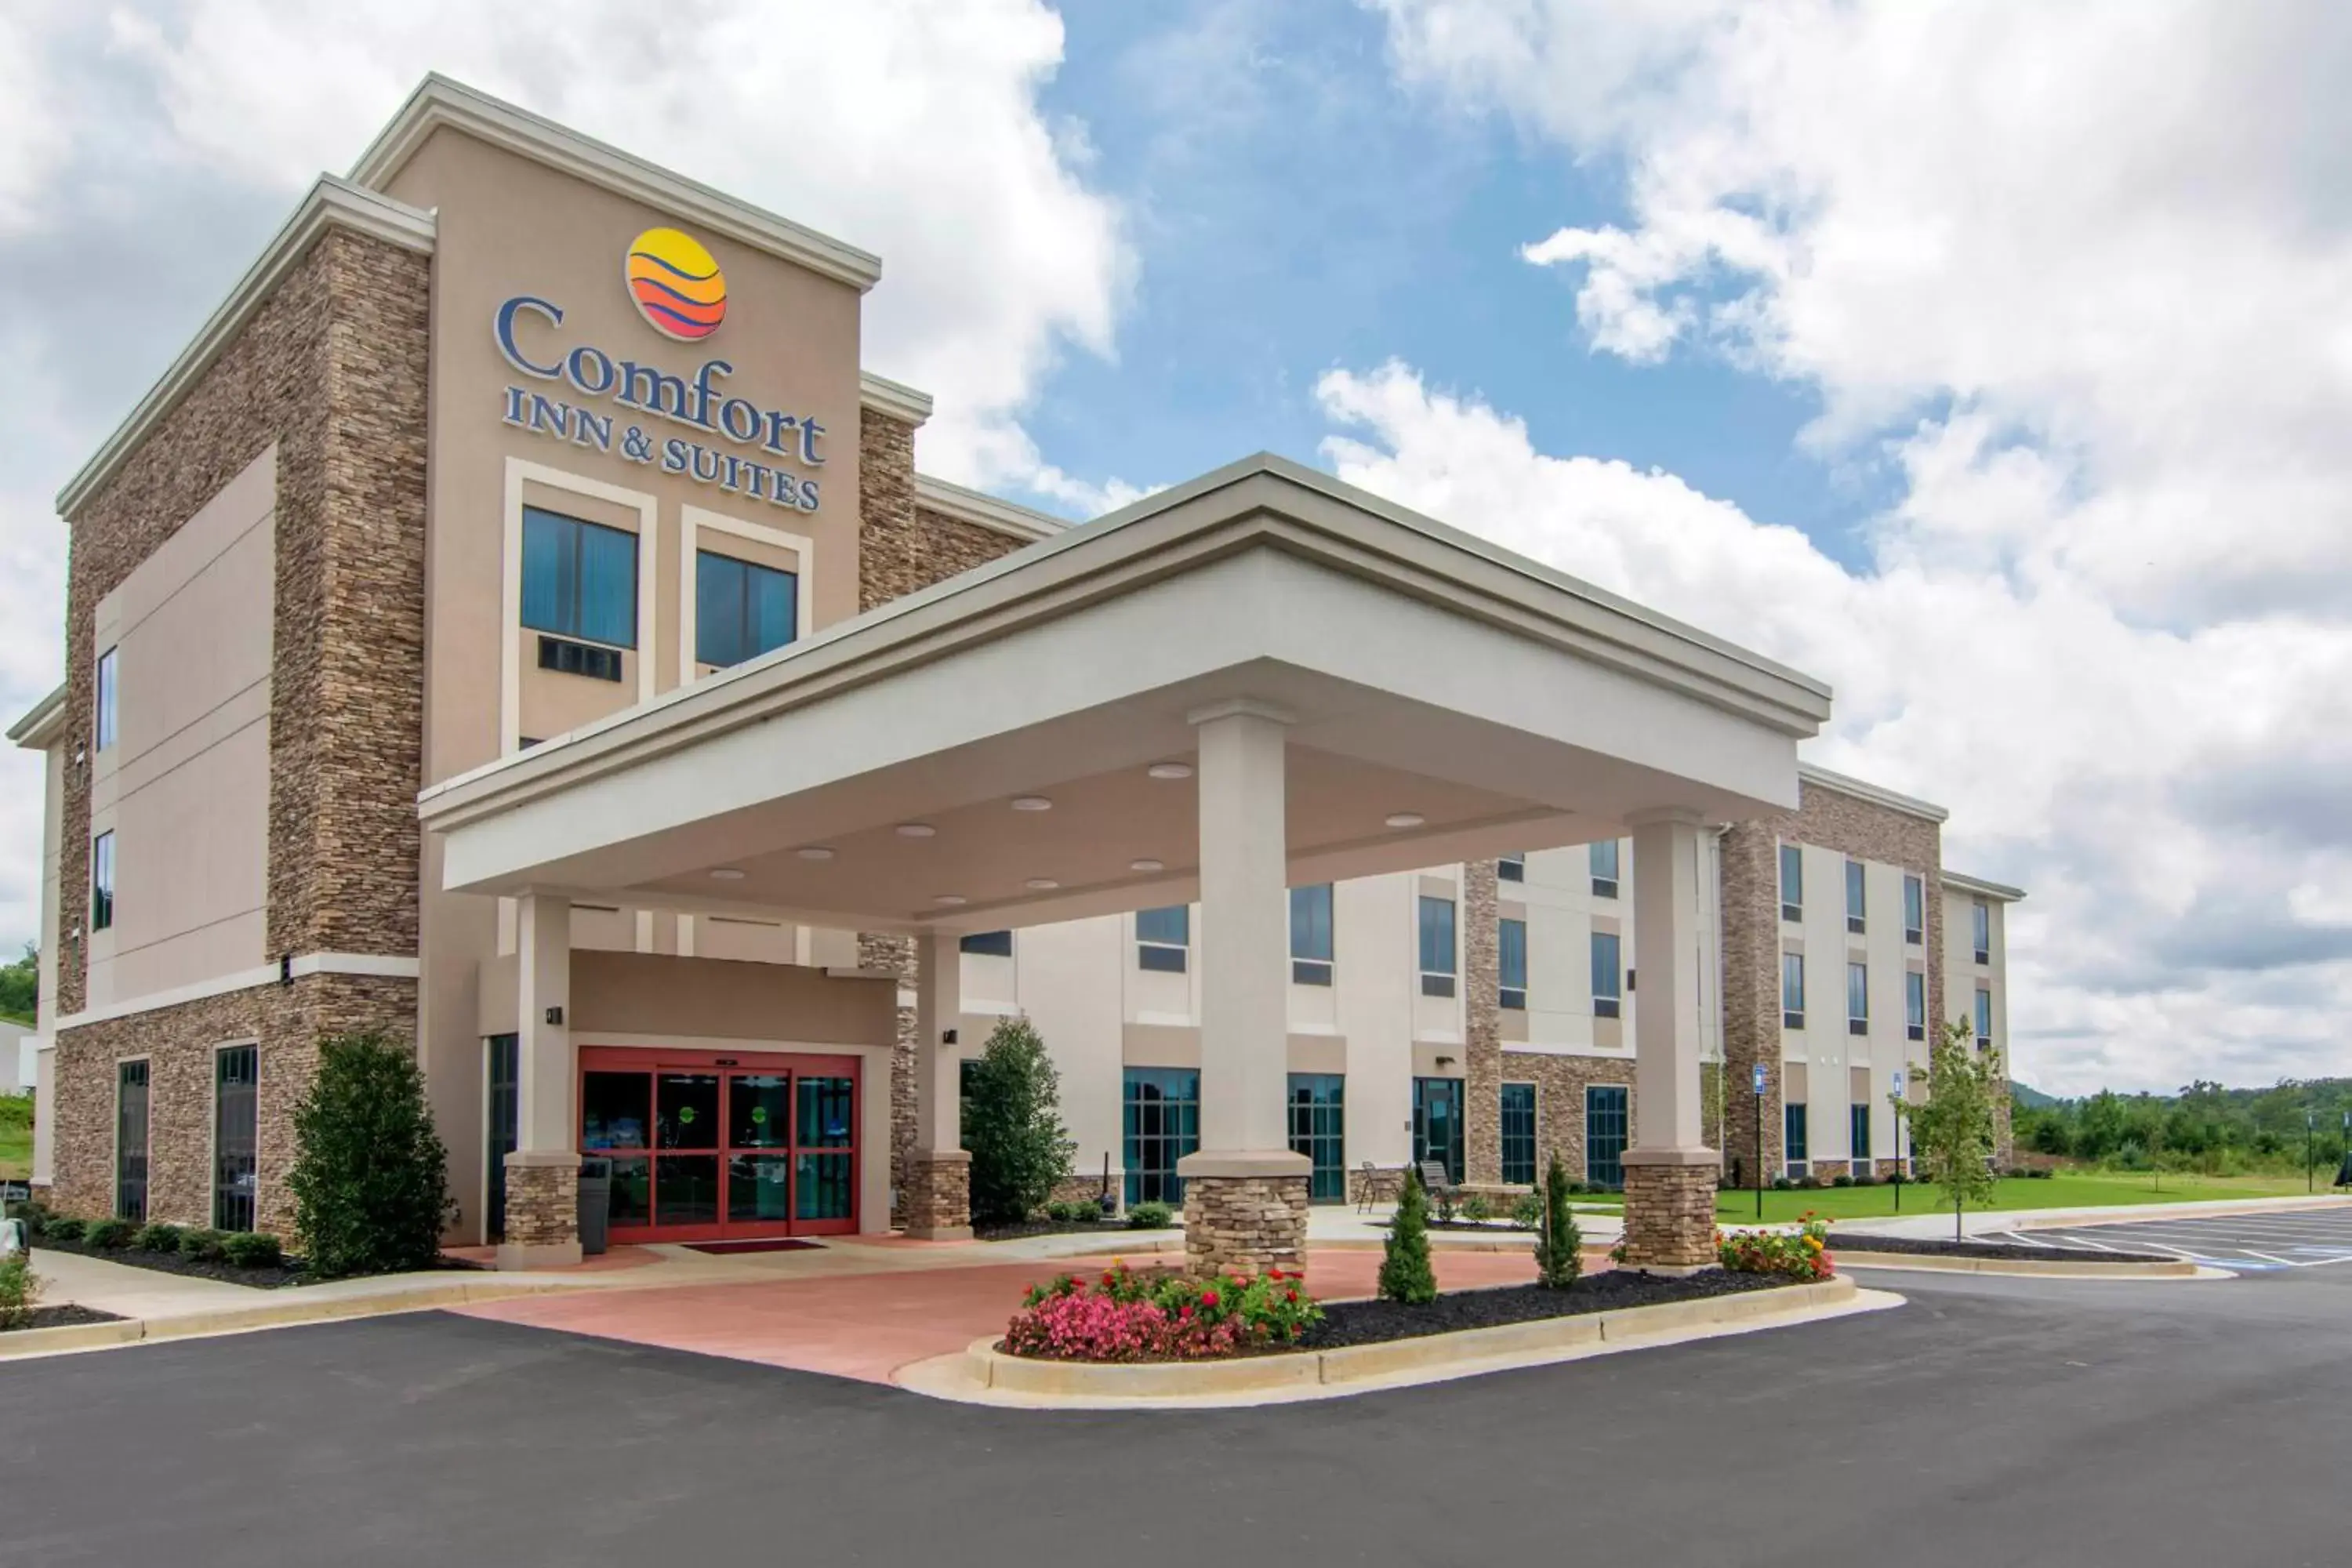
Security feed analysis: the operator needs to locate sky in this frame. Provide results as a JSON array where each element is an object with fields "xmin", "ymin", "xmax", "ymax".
[{"xmin": 2, "ymin": 1, "xmax": 2347, "ymax": 1098}]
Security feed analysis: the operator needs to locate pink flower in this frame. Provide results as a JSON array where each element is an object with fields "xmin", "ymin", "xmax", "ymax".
[{"xmin": 1200, "ymin": 1289, "xmax": 1220, "ymax": 1308}]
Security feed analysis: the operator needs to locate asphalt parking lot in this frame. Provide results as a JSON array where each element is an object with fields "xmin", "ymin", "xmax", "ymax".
[
  {"xmin": 5, "ymin": 1254, "xmax": 2349, "ymax": 1567},
  {"xmin": 1979, "ymin": 1203, "xmax": 2352, "ymax": 1271}
]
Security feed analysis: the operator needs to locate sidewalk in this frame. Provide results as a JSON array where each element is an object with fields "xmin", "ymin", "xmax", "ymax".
[{"xmin": 1835, "ymin": 1192, "xmax": 2352, "ymax": 1242}]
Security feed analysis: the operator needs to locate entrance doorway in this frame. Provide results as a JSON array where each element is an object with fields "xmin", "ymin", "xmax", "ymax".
[{"xmin": 579, "ymin": 1047, "xmax": 859, "ymax": 1242}]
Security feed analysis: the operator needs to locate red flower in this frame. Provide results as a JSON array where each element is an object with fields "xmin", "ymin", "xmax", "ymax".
[
  {"xmin": 1286, "ymin": 1290, "xmax": 1298, "ymax": 1303},
  {"xmin": 1200, "ymin": 1289, "xmax": 1220, "ymax": 1308}
]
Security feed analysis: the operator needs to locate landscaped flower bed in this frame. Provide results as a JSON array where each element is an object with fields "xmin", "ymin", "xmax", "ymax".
[
  {"xmin": 1715, "ymin": 1212, "xmax": 1838, "ymax": 1280},
  {"xmin": 1299, "ymin": 1269, "xmax": 1796, "ymax": 1349},
  {"xmin": 2, "ymin": 1303, "xmax": 128, "ymax": 1334},
  {"xmin": 1004, "ymin": 1261, "xmax": 1321, "ymax": 1360},
  {"xmin": 15, "ymin": 1210, "xmax": 307, "ymax": 1288}
]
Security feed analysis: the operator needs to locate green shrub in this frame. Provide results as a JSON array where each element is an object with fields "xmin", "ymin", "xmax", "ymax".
[
  {"xmin": 83, "ymin": 1218, "xmax": 135, "ymax": 1250},
  {"xmin": 222, "ymin": 1232, "xmax": 283, "ymax": 1269},
  {"xmin": 1431, "ymin": 1182, "xmax": 1460, "ymax": 1224},
  {"xmin": 0, "ymin": 1254, "xmax": 39, "ymax": 1330},
  {"xmin": 288, "ymin": 1032, "xmax": 452, "ymax": 1281},
  {"xmin": 1852, "ymin": 1172, "xmax": 1879, "ymax": 1187},
  {"xmin": 1566, "ymin": 1178, "xmax": 1588, "ymax": 1196},
  {"xmin": 1771, "ymin": 1177, "xmax": 1794, "ymax": 1192},
  {"xmin": 1459, "ymin": 1192, "xmax": 1493, "ymax": 1223},
  {"xmin": 1377, "ymin": 1167, "xmax": 1438, "ymax": 1304},
  {"xmin": 1534, "ymin": 1153, "xmax": 1582, "ymax": 1290},
  {"xmin": 6, "ymin": 1198, "xmax": 49, "ymax": 1232},
  {"xmin": 179, "ymin": 1229, "xmax": 229, "ymax": 1261},
  {"xmin": 1125, "ymin": 1200, "xmax": 1176, "ymax": 1230},
  {"xmin": 964, "ymin": 1018, "xmax": 1077, "ymax": 1229},
  {"xmin": 1509, "ymin": 1192, "xmax": 1544, "ymax": 1231},
  {"xmin": 134, "ymin": 1222, "xmax": 185, "ymax": 1254},
  {"xmin": 41, "ymin": 1217, "xmax": 83, "ymax": 1243},
  {"xmin": 1831, "ymin": 1173, "xmax": 1856, "ymax": 1188},
  {"xmin": 1043, "ymin": 1200, "xmax": 1098, "ymax": 1225},
  {"xmin": 2028, "ymin": 1167, "xmax": 2054, "ymax": 1179}
]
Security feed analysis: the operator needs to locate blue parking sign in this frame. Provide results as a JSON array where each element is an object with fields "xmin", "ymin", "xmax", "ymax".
[{"xmin": 1751, "ymin": 1062, "xmax": 1767, "ymax": 1096}]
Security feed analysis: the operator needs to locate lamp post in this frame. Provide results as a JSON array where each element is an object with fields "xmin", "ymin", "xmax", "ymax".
[
  {"xmin": 1892, "ymin": 1069, "xmax": 1907, "ymax": 1214},
  {"xmin": 1753, "ymin": 1061, "xmax": 1767, "ymax": 1222},
  {"xmin": 2307, "ymin": 1109, "xmax": 2316, "ymax": 1196}
]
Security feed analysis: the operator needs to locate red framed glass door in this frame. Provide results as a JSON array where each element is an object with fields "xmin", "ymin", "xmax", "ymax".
[{"xmin": 579, "ymin": 1047, "xmax": 859, "ymax": 1242}]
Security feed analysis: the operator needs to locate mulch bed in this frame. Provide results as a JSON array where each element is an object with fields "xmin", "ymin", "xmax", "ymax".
[
  {"xmin": 1834, "ymin": 1233, "xmax": 2175, "ymax": 1265},
  {"xmin": 1298, "ymin": 1269, "xmax": 1798, "ymax": 1350},
  {"xmin": 974, "ymin": 1217, "xmax": 1167, "ymax": 1241},
  {"xmin": 27, "ymin": 1236, "xmax": 307, "ymax": 1289},
  {"xmin": 3, "ymin": 1304, "xmax": 129, "ymax": 1334}
]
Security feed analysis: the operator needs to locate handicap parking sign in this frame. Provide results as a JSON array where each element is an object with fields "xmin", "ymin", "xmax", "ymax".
[{"xmin": 1751, "ymin": 1062, "xmax": 1767, "ymax": 1095}]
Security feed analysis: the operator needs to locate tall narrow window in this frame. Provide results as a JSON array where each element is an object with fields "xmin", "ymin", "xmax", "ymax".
[
  {"xmin": 1123, "ymin": 1068, "xmax": 1199, "ymax": 1207},
  {"xmin": 1136, "ymin": 906, "xmax": 1189, "ymax": 974},
  {"xmin": 1849, "ymin": 1102, "xmax": 1871, "ymax": 1164},
  {"xmin": 1413, "ymin": 1077, "xmax": 1465, "ymax": 1185},
  {"xmin": 214, "ymin": 1044, "xmax": 260, "ymax": 1232},
  {"xmin": 1500, "ymin": 1083, "xmax": 1537, "ymax": 1185},
  {"xmin": 1782, "ymin": 951, "xmax": 1806, "ymax": 1029},
  {"xmin": 1780, "ymin": 844, "xmax": 1803, "ymax": 922},
  {"xmin": 485, "ymin": 1034, "xmax": 518, "ymax": 1242},
  {"xmin": 115, "ymin": 1058, "xmax": 150, "ymax": 1222},
  {"xmin": 960, "ymin": 930, "xmax": 1013, "ymax": 957},
  {"xmin": 1589, "ymin": 838, "xmax": 1621, "ymax": 898},
  {"xmin": 1784, "ymin": 1102, "xmax": 1809, "ymax": 1174},
  {"xmin": 1591, "ymin": 930, "xmax": 1622, "ymax": 1018},
  {"xmin": 95, "ymin": 646, "xmax": 118, "ymax": 752},
  {"xmin": 1847, "ymin": 961, "xmax": 1869, "ymax": 1036},
  {"xmin": 695, "ymin": 550, "xmax": 798, "ymax": 668},
  {"xmin": 1499, "ymin": 916, "xmax": 1528, "ymax": 1010},
  {"xmin": 1975, "ymin": 985, "xmax": 1994, "ymax": 1047},
  {"xmin": 1290, "ymin": 884, "xmax": 1334, "ymax": 985},
  {"xmin": 1497, "ymin": 853, "xmax": 1525, "ymax": 884},
  {"xmin": 1418, "ymin": 896, "xmax": 1457, "ymax": 997},
  {"xmin": 1585, "ymin": 1085, "xmax": 1629, "ymax": 1189},
  {"xmin": 1846, "ymin": 859, "xmax": 1867, "ymax": 934},
  {"xmin": 1287, "ymin": 1073, "xmax": 1345, "ymax": 1203},
  {"xmin": 1903, "ymin": 873, "xmax": 1925, "ymax": 945},
  {"xmin": 90, "ymin": 830, "xmax": 114, "ymax": 932},
  {"xmin": 521, "ymin": 506, "xmax": 638, "ymax": 648},
  {"xmin": 1972, "ymin": 900, "xmax": 1991, "ymax": 964},
  {"xmin": 1905, "ymin": 969, "xmax": 1927, "ymax": 1041}
]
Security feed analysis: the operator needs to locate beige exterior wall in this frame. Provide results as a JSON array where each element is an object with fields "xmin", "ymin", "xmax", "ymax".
[{"xmin": 1944, "ymin": 884, "xmax": 2010, "ymax": 1059}]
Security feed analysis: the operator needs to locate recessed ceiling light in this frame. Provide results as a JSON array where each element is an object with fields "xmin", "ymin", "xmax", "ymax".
[
  {"xmin": 896, "ymin": 823, "xmax": 937, "ymax": 838},
  {"xmin": 795, "ymin": 847, "xmax": 836, "ymax": 862},
  {"xmin": 1385, "ymin": 812, "xmax": 1425, "ymax": 829},
  {"xmin": 1025, "ymin": 877, "xmax": 1061, "ymax": 891},
  {"xmin": 710, "ymin": 867, "xmax": 748, "ymax": 880},
  {"xmin": 1147, "ymin": 762, "xmax": 1193, "ymax": 780},
  {"xmin": 1011, "ymin": 796, "xmax": 1053, "ymax": 812},
  {"xmin": 1129, "ymin": 858, "xmax": 1164, "ymax": 873},
  {"xmin": 933, "ymin": 894, "xmax": 967, "ymax": 906}
]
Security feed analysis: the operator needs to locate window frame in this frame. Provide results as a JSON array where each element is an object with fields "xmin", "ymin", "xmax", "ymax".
[
  {"xmin": 1905, "ymin": 968, "xmax": 1927, "ymax": 1041},
  {"xmin": 95, "ymin": 645, "xmax": 118, "ymax": 753},
  {"xmin": 1585, "ymin": 1084, "xmax": 1630, "ymax": 1189},
  {"xmin": 1417, "ymin": 895, "xmax": 1457, "ymax": 998},
  {"xmin": 1591, "ymin": 929, "xmax": 1623, "ymax": 1019},
  {"xmin": 1500, "ymin": 1083, "xmax": 1537, "ymax": 1186},
  {"xmin": 1780, "ymin": 843, "xmax": 1803, "ymax": 923},
  {"xmin": 1781, "ymin": 950, "xmax": 1806, "ymax": 1030},
  {"xmin": 1589, "ymin": 838, "xmax": 1621, "ymax": 898},
  {"xmin": 1784, "ymin": 1101, "xmax": 1809, "ymax": 1177},
  {"xmin": 90, "ymin": 829, "xmax": 115, "ymax": 932},
  {"xmin": 1496, "ymin": 853, "xmax": 1525, "ymax": 884},
  {"xmin": 1498, "ymin": 916, "xmax": 1528, "ymax": 1011},
  {"xmin": 693, "ymin": 546, "xmax": 800, "ymax": 670},
  {"xmin": 115, "ymin": 1056, "xmax": 151, "ymax": 1222},
  {"xmin": 1975, "ymin": 985, "xmax": 1994, "ymax": 1047},
  {"xmin": 1846, "ymin": 858, "xmax": 1867, "ymax": 935},
  {"xmin": 213, "ymin": 1041, "xmax": 261, "ymax": 1232},
  {"xmin": 1849, "ymin": 1102, "xmax": 1871, "ymax": 1165},
  {"xmin": 1290, "ymin": 884, "xmax": 1334, "ymax": 985},
  {"xmin": 960, "ymin": 931, "xmax": 1013, "ymax": 958},
  {"xmin": 1847, "ymin": 960, "xmax": 1869, "ymax": 1036},
  {"xmin": 1136, "ymin": 905, "xmax": 1190, "ymax": 974},
  {"xmin": 1973, "ymin": 899, "xmax": 1992, "ymax": 965},
  {"xmin": 520, "ymin": 504, "xmax": 641, "ymax": 650},
  {"xmin": 1903, "ymin": 873, "xmax": 1925, "ymax": 945}
]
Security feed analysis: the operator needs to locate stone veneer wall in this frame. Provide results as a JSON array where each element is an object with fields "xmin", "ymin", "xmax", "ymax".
[
  {"xmin": 1618, "ymin": 1161, "xmax": 1718, "ymax": 1269},
  {"xmin": 1461, "ymin": 860, "xmax": 1502, "ymax": 1184},
  {"xmin": 852, "ymin": 405, "xmax": 1036, "ymax": 1218},
  {"xmin": 1720, "ymin": 778, "xmax": 1950, "ymax": 1178},
  {"xmin": 46, "ymin": 227, "xmax": 430, "ymax": 1234},
  {"xmin": 1497, "ymin": 1049, "xmax": 1641, "ymax": 1187},
  {"xmin": 1183, "ymin": 1174, "xmax": 1309, "ymax": 1278}
]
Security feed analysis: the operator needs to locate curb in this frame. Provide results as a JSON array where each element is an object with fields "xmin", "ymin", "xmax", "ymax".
[
  {"xmin": 0, "ymin": 1279, "xmax": 574, "ymax": 1360},
  {"xmin": 1836, "ymin": 1250, "xmax": 2201, "ymax": 1279},
  {"xmin": 906, "ymin": 1275, "xmax": 1871, "ymax": 1408}
]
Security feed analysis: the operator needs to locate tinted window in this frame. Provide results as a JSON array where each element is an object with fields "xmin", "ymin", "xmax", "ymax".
[
  {"xmin": 521, "ymin": 506, "xmax": 637, "ymax": 647},
  {"xmin": 695, "ymin": 550, "xmax": 797, "ymax": 667}
]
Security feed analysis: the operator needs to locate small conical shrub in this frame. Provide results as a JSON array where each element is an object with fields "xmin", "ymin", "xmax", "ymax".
[
  {"xmin": 1534, "ymin": 1152, "xmax": 1583, "ymax": 1289},
  {"xmin": 1378, "ymin": 1166, "xmax": 1439, "ymax": 1304}
]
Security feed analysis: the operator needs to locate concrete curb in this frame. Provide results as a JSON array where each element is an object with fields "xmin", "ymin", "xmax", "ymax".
[
  {"xmin": 1837, "ymin": 1250, "xmax": 2202, "ymax": 1279},
  {"xmin": 0, "ymin": 1278, "xmax": 574, "ymax": 1360},
  {"xmin": 898, "ymin": 1276, "xmax": 1881, "ymax": 1409}
]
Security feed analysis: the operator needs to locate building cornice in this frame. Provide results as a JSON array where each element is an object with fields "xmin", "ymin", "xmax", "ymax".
[
  {"xmin": 350, "ymin": 74, "xmax": 883, "ymax": 293},
  {"xmin": 50, "ymin": 953, "xmax": 422, "ymax": 1033},
  {"xmin": 1798, "ymin": 762, "xmax": 1950, "ymax": 825},
  {"xmin": 858, "ymin": 371, "xmax": 934, "ymax": 428},
  {"xmin": 1943, "ymin": 869, "xmax": 2027, "ymax": 902},
  {"xmin": 8, "ymin": 684, "xmax": 66, "ymax": 749},
  {"xmin": 56, "ymin": 177, "xmax": 437, "ymax": 519},
  {"xmin": 914, "ymin": 474, "xmax": 1069, "ymax": 542}
]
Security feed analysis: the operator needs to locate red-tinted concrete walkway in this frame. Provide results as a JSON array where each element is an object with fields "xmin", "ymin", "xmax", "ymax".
[{"xmin": 454, "ymin": 1246, "xmax": 1538, "ymax": 1384}]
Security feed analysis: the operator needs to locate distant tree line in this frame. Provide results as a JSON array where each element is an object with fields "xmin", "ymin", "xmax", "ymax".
[
  {"xmin": 0, "ymin": 943, "xmax": 33, "ymax": 1025},
  {"xmin": 2013, "ymin": 1078, "xmax": 2352, "ymax": 1174}
]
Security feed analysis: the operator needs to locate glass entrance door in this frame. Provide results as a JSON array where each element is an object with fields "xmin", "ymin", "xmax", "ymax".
[{"xmin": 1413, "ymin": 1076, "xmax": 1465, "ymax": 1185}]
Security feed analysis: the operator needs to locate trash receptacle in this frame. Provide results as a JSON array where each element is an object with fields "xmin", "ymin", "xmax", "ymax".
[{"xmin": 577, "ymin": 1156, "xmax": 612, "ymax": 1257}]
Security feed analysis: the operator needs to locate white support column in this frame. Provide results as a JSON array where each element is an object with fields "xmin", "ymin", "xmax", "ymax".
[
  {"xmin": 905, "ymin": 931, "xmax": 971, "ymax": 1239},
  {"xmin": 1177, "ymin": 699, "xmax": 1309, "ymax": 1276},
  {"xmin": 501, "ymin": 892, "xmax": 581, "ymax": 1269},
  {"xmin": 1619, "ymin": 809, "xmax": 1720, "ymax": 1271}
]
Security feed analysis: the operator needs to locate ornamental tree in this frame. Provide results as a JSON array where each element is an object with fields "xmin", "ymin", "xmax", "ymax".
[
  {"xmin": 289, "ymin": 1033, "xmax": 454, "ymax": 1279},
  {"xmin": 1378, "ymin": 1166, "xmax": 1439, "ymax": 1303},
  {"xmin": 1901, "ymin": 1019, "xmax": 2004, "ymax": 1240},
  {"xmin": 1534, "ymin": 1152, "xmax": 1582, "ymax": 1290},
  {"xmin": 964, "ymin": 1016, "xmax": 1076, "ymax": 1226}
]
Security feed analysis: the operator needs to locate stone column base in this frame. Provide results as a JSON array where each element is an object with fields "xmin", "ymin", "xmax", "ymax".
[
  {"xmin": 1178, "ymin": 1158, "xmax": 1310, "ymax": 1278},
  {"xmin": 498, "ymin": 1151, "xmax": 583, "ymax": 1271},
  {"xmin": 1619, "ymin": 1150, "xmax": 1720, "ymax": 1272},
  {"xmin": 902, "ymin": 1149, "xmax": 972, "ymax": 1240}
]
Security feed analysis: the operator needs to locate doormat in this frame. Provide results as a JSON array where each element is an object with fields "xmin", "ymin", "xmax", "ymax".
[{"xmin": 681, "ymin": 1238, "xmax": 826, "ymax": 1256}]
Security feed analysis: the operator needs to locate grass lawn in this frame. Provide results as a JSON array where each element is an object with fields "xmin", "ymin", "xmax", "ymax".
[
  {"xmin": 1714, "ymin": 1169, "xmax": 2325, "ymax": 1225},
  {"xmin": 0, "ymin": 1095, "xmax": 30, "ymax": 1181}
]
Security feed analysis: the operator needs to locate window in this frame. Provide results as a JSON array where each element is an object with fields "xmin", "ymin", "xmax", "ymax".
[
  {"xmin": 115, "ymin": 1059, "xmax": 149, "ymax": 1222},
  {"xmin": 1123, "ymin": 1067, "xmax": 1199, "ymax": 1207},
  {"xmin": 1590, "ymin": 838, "xmax": 1621, "ymax": 898},
  {"xmin": 1904, "ymin": 874, "xmax": 1925, "ymax": 945},
  {"xmin": 90, "ymin": 830, "xmax": 114, "ymax": 932},
  {"xmin": 1780, "ymin": 843, "xmax": 1803, "ymax": 922},
  {"xmin": 1497, "ymin": 853, "xmax": 1525, "ymax": 883},
  {"xmin": 1781, "ymin": 951, "xmax": 1805, "ymax": 1029},
  {"xmin": 960, "ymin": 930, "xmax": 1013, "ymax": 957},
  {"xmin": 1288, "ymin": 1074, "xmax": 1345, "ymax": 1203},
  {"xmin": 695, "ymin": 550, "xmax": 798, "ymax": 668},
  {"xmin": 1975, "ymin": 985, "xmax": 1994, "ymax": 1047},
  {"xmin": 1413, "ymin": 1077, "xmax": 1465, "ymax": 1185},
  {"xmin": 1136, "ymin": 906, "xmax": 1189, "ymax": 973},
  {"xmin": 1905, "ymin": 969, "xmax": 1927, "ymax": 1041},
  {"xmin": 1498, "ymin": 916, "xmax": 1528, "ymax": 1010},
  {"xmin": 1501, "ymin": 1083, "xmax": 1537, "ymax": 1185},
  {"xmin": 1418, "ymin": 895, "xmax": 1457, "ymax": 997},
  {"xmin": 1850, "ymin": 1102, "xmax": 1871, "ymax": 1164},
  {"xmin": 1591, "ymin": 931, "xmax": 1622, "ymax": 1018},
  {"xmin": 1846, "ymin": 859, "xmax": 1867, "ymax": 934},
  {"xmin": 485, "ymin": 1035, "xmax": 518, "ymax": 1241},
  {"xmin": 521, "ymin": 505, "xmax": 638, "ymax": 648},
  {"xmin": 214, "ymin": 1044, "xmax": 260, "ymax": 1232},
  {"xmin": 1847, "ymin": 961, "xmax": 1869, "ymax": 1036},
  {"xmin": 1586, "ymin": 1085, "xmax": 1629, "ymax": 1189},
  {"xmin": 95, "ymin": 646, "xmax": 118, "ymax": 752},
  {"xmin": 1973, "ymin": 900, "xmax": 1991, "ymax": 964},
  {"xmin": 1784, "ymin": 1102, "xmax": 1809, "ymax": 1175},
  {"xmin": 1290, "ymin": 884, "xmax": 1334, "ymax": 985}
]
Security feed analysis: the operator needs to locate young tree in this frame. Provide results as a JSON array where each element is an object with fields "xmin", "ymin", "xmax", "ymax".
[
  {"xmin": 962, "ymin": 1016, "xmax": 1076, "ymax": 1226},
  {"xmin": 1533, "ymin": 1152, "xmax": 1583, "ymax": 1289},
  {"xmin": 1901, "ymin": 1019, "xmax": 2003, "ymax": 1240},
  {"xmin": 1378, "ymin": 1166, "xmax": 1439, "ymax": 1303},
  {"xmin": 289, "ymin": 1033, "xmax": 454, "ymax": 1279}
]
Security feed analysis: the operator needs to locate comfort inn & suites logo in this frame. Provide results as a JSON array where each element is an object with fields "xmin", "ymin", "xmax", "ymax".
[{"xmin": 625, "ymin": 227, "xmax": 728, "ymax": 341}]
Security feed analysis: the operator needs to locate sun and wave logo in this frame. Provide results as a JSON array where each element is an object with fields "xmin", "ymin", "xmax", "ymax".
[{"xmin": 624, "ymin": 227, "xmax": 727, "ymax": 341}]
